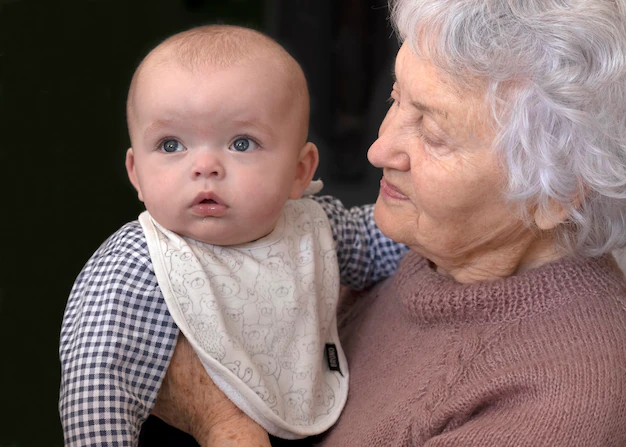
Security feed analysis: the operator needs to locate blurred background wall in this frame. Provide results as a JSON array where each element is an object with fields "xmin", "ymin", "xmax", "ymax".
[{"xmin": 0, "ymin": 0, "xmax": 398, "ymax": 445}]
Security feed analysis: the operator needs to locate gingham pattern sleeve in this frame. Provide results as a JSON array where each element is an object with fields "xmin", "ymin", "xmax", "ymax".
[
  {"xmin": 312, "ymin": 195, "xmax": 410, "ymax": 290},
  {"xmin": 59, "ymin": 221, "xmax": 178, "ymax": 447}
]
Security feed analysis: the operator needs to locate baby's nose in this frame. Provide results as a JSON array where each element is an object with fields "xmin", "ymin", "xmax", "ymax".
[{"xmin": 192, "ymin": 152, "xmax": 224, "ymax": 179}]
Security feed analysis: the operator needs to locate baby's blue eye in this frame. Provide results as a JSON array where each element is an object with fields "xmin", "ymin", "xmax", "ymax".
[
  {"xmin": 230, "ymin": 137, "xmax": 258, "ymax": 152},
  {"xmin": 161, "ymin": 139, "xmax": 185, "ymax": 153}
]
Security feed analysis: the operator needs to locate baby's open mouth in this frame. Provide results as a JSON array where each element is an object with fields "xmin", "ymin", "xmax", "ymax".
[{"xmin": 194, "ymin": 192, "xmax": 224, "ymax": 208}]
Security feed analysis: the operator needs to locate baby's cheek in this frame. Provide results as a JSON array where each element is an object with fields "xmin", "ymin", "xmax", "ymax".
[{"xmin": 255, "ymin": 190, "xmax": 290, "ymax": 219}]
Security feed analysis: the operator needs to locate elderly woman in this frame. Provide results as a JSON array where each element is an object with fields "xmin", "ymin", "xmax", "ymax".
[{"xmin": 151, "ymin": 0, "xmax": 626, "ymax": 445}]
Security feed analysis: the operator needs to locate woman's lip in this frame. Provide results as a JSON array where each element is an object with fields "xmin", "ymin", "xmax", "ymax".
[{"xmin": 379, "ymin": 177, "xmax": 408, "ymax": 200}]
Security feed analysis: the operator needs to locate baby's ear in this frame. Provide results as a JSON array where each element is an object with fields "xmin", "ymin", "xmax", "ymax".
[
  {"xmin": 125, "ymin": 147, "xmax": 144, "ymax": 202},
  {"xmin": 289, "ymin": 142, "xmax": 319, "ymax": 200}
]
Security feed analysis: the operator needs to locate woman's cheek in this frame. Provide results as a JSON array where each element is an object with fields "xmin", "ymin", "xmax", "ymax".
[{"xmin": 423, "ymin": 143, "xmax": 454, "ymax": 159}]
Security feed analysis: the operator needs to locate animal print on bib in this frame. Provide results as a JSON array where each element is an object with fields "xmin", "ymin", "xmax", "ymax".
[{"xmin": 139, "ymin": 198, "xmax": 348, "ymax": 439}]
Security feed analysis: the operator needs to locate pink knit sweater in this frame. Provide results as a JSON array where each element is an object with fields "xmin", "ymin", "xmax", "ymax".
[{"xmin": 315, "ymin": 252, "xmax": 626, "ymax": 446}]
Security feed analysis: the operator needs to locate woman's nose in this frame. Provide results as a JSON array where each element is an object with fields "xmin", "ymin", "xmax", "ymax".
[
  {"xmin": 191, "ymin": 152, "xmax": 224, "ymax": 179},
  {"xmin": 367, "ymin": 112, "xmax": 410, "ymax": 171}
]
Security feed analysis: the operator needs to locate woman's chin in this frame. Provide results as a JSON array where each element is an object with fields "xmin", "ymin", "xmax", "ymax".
[{"xmin": 373, "ymin": 200, "xmax": 408, "ymax": 245}]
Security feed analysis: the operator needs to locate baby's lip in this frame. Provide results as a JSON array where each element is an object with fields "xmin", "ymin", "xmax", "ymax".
[
  {"xmin": 193, "ymin": 191, "xmax": 224, "ymax": 206},
  {"xmin": 191, "ymin": 191, "xmax": 228, "ymax": 218}
]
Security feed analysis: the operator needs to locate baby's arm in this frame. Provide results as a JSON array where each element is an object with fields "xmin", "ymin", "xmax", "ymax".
[
  {"xmin": 312, "ymin": 195, "xmax": 410, "ymax": 290},
  {"xmin": 59, "ymin": 223, "xmax": 178, "ymax": 446},
  {"xmin": 61, "ymin": 222, "xmax": 273, "ymax": 446}
]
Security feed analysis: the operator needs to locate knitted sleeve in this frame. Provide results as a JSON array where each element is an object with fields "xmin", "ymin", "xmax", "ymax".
[
  {"xmin": 59, "ymin": 222, "xmax": 179, "ymax": 446},
  {"xmin": 421, "ymin": 334, "xmax": 626, "ymax": 446},
  {"xmin": 422, "ymin": 384, "xmax": 626, "ymax": 446}
]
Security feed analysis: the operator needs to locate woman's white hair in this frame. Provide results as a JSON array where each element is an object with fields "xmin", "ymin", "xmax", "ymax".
[{"xmin": 391, "ymin": 0, "xmax": 626, "ymax": 257}]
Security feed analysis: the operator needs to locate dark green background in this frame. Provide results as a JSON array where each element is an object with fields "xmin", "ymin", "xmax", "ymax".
[{"xmin": 0, "ymin": 1, "xmax": 393, "ymax": 444}]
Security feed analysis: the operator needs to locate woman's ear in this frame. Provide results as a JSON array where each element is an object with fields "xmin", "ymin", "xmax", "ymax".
[
  {"xmin": 289, "ymin": 142, "xmax": 319, "ymax": 200},
  {"xmin": 125, "ymin": 147, "xmax": 144, "ymax": 202},
  {"xmin": 533, "ymin": 193, "xmax": 582, "ymax": 230},
  {"xmin": 534, "ymin": 204, "xmax": 567, "ymax": 230}
]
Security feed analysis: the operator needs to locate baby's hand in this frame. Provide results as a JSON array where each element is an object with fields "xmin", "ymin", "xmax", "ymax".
[{"xmin": 152, "ymin": 333, "xmax": 271, "ymax": 447}]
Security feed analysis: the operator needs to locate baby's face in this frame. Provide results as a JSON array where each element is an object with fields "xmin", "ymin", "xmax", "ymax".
[{"xmin": 126, "ymin": 59, "xmax": 312, "ymax": 245}]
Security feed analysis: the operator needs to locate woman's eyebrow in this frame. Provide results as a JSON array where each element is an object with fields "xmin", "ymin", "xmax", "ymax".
[
  {"xmin": 391, "ymin": 67, "xmax": 448, "ymax": 119},
  {"xmin": 410, "ymin": 100, "xmax": 448, "ymax": 119}
]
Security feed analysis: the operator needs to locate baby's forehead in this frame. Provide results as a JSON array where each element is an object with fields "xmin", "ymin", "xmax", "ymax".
[
  {"xmin": 141, "ymin": 47, "xmax": 306, "ymax": 100},
  {"xmin": 130, "ymin": 58, "xmax": 308, "ymax": 130}
]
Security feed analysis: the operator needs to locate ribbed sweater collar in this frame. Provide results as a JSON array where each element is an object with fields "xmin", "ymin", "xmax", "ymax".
[{"xmin": 395, "ymin": 251, "xmax": 625, "ymax": 325}]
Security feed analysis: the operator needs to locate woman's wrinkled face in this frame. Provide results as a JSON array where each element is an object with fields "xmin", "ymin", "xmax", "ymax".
[{"xmin": 368, "ymin": 43, "xmax": 532, "ymax": 279}]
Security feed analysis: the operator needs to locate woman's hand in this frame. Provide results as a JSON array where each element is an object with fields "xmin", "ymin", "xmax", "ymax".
[{"xmin": 152, "ymin": 333, "xmax": 272, "ymax": 447}]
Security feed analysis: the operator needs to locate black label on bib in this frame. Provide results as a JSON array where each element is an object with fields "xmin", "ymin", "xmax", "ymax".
[{"xmin": 325, "ymin": 343, "xmax": 343, "ymax": 376}]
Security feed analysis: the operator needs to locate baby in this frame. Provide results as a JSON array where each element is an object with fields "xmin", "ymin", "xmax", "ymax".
[{"xmin": 59, "ymin": 25, "xmax": 408, "ymax": 446}]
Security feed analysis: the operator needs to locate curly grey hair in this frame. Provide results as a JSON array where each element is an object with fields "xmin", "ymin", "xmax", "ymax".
[{"xmin": 390, "ymin": 0, "xmax": 626, "ymax": 257}]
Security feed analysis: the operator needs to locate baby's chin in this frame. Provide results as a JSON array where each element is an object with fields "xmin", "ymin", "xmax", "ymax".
[{"xmin": 182, "ymin": 226, "xmax": 273, "ymax": 247}]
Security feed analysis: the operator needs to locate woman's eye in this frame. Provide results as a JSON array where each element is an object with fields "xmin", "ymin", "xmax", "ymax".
[
  {"xmin": 388, "ymin": 85, "xmax": 400, "ymax": 106},
  {"xmin": 230, "ymin": 137, "xmax": 259, "ymax": 152},
  {"xmin": 416, "ymin": 127, "xmax": 444, "ymax": 148},
  {"xmin": 161, "ymin": 139, "xmax": 185, "ymax": 153}
]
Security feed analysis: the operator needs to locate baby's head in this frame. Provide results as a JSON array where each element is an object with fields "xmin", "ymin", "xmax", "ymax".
[{"xmin": 125, "ymin": 25, "xmax": 318, "ymax": 246}]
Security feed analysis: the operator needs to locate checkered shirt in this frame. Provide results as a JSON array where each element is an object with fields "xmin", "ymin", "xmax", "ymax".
[{"xmin": 59, "ymin": 195, "xmax": 409, "ymax": 446}]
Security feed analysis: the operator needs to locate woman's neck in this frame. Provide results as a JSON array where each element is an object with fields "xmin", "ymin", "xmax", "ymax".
[{"xmin": 421, "ymin": 232, "xmax": 563, "ymax": 284}]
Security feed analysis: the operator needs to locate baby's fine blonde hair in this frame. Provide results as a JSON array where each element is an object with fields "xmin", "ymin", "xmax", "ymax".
[{"xmin": 126, "ymin": 25, "xmax": 310, "ymax": 133}]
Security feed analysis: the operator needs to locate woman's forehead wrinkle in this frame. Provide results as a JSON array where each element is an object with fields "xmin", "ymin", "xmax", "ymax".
[{"xmin": 394, "ymin": 50, "xmax": 464, "ymax": 123}]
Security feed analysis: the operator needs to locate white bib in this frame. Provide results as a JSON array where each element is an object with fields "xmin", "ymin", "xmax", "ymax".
[{"xmin": 140, "ymin": 198, "xmax": 348, "ymax": 439}]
